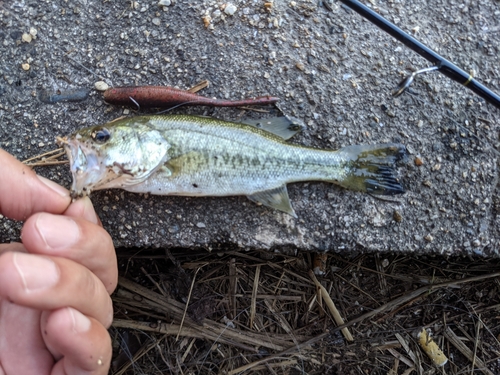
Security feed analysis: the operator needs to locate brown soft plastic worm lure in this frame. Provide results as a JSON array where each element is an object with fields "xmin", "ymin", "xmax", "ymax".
[{"xmin": 103, "ymin": 86, "xmax": 279, "ymax": 109}]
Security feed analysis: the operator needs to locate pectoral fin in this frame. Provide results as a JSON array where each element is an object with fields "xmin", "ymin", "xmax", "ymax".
[
  {"xmin": 241, "ymin": 116, "xmax": 306, "ymax": 140},
  {"xmin": 247, "ymin": 185, "xmax": 297, "ymax": 217}
]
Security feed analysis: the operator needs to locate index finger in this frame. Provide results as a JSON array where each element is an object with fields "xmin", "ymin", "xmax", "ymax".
[{"xmin": 0, "ymin": 149, "xmax": 71, "ymax": 220}]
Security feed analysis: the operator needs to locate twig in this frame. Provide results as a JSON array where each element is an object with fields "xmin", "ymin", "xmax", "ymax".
[
  {"xmin": 329, "ymin": 272, "xmax": 500, "ymax": 335},
  {"xmin": 233, "ymin": 269, "xmax": 498, "ymax": 375},
  {"xmin": 227, "ymin": 332, "xmax": 330, "ymax": 375},
  {"xmin": 387, "ymin": 347, "xmax": 414, "ymax": 368},
  {"xmin": 176, "ymin": 267, "xmax": 200, "ymax": 341},
  {"xmin": 22, "ymin": 147, "xmax": 68, "ymax": 167},
  {"xmin": 248, "ymin": 359, "xmax": 298, "ymax": 372},
  {"xmin": 187, "ymin": 80, "xmax": 209, "ymax": 93},
  {"xmin": 396, "ymin": 333, "xmax": 422, "ymax": 373},
  {"xmin": 180, "ymin": 337, "xmax": 196, "ymax": 364},
  {"xmin": 309, "ymin": 270, "xmax": 354, "ymax": 342},
  {"xmin": 113, "ymin": 334, "xmax": 167, "ymax": 375},
  {"xmin": 113, "ymin": 318, "xmax": 260, "ymax": 353},
  {"xmin": 401, "ymin": 368, "xmax": 416, "ymax": 375},
  {"xmin": 233, "ymin": 294, "xmax": 302, "ymax": 301},
  {"xmin": 444, "ymin": 326, "xmax": 494, "ymax": 375},
  {"xmin": 22, "ymin": 148, "xmax": 65, "ymax": 163},
  {"xmin": 228, "ymin": 258, "xmax": 237, "ymax": 320},
  {"xmin": 24, "ymin": 160, "xmax": 69, "ymax": 167},
  {"xmin": 388, "ymin": 357, "xmax": 399, "ymax": 375},
  {"xmin": 140, "ymin": 267, "xmax": 167, "ymax": 297},
  {"xmin": 471, "ymin": 315, "xmax": 482, "ymax": 375},
  {"xmin": 115, "ymin": 277, "xmax": 297, "ymax": 351},
  {"xmin": 249, "ymin": 265, "xmax": 260, "ymax": 329}
]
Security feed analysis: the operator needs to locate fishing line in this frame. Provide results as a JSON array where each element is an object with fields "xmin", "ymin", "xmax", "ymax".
[
  {"xmin": 155, "ymin": 101, "xmax": 207, "ymax": 114},
  {"xmin": 336, "ymin": 0, "xmax": 500, "ymax": 109}
]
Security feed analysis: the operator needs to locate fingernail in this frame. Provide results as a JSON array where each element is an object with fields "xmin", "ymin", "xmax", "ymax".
[
  {"xmin": 13, "ymin": 252, "xmax": 60, "ymax": 292},
  {"xmin": 78, "ymin": 197, "xmax": 99, "ymax": 225},
  {"xmin": 36, "ymin": 213, "xmax": 80, "ymax": 250},
  {"xmin": 68, "ymin": 307, "xmax": 91, "ymax": 333},
  {"xmin": 37, "ymin": 175, "xmax": 69, "ymax": 197}
]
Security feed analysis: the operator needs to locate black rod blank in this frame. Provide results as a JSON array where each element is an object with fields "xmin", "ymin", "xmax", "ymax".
[{"xmin": 338, "ymin": 0, "xmax": 500, "ymax": 109}]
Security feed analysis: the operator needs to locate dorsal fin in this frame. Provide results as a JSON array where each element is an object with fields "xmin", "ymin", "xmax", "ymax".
[
  {"xmin": 241, "ymin": 116, "xmax": 306, "ymax": 140},
  {"xmin": 247, "ymin": 185, "xmax": 297, "ymax": 217}
]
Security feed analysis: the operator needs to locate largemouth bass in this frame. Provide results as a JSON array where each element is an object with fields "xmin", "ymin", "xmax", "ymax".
[{"xmin": 58, "ymin": 115, "xmax": 406, "ymax": 217}]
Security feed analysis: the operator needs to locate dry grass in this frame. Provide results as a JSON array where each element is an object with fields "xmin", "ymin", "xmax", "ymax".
[
  {"xmin": 110, "ymin": 249, "xmax": 500, "ymax": 374},
  {"xmin": 22, "ymin": 148, "xmax": 68, "ymax": 167}
]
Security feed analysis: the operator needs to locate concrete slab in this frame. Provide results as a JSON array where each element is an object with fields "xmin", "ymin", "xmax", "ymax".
[{"xmin": 1, "ymin": 1, "xmax": 499, "ymax": 256}]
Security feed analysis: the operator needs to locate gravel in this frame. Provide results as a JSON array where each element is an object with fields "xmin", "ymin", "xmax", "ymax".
[
  {"xmin": 94, "ymin": 81, "xmax": 109, "ymax": 91},
  {"xmin": 0, "ymin": 0, "xmax": 498, "ymax": 256}
]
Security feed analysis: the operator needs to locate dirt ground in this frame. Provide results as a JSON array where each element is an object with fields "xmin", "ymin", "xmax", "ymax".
[
  {"xmin": 1, "ymin": 0, "xmax": 500, "ymax": 374},
  {"xmin": 109, "ymin": 249, "xmax": 500, "ymax": 375}
]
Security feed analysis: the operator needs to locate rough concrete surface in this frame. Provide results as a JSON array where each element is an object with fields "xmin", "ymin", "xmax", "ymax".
[{"xmin": 0, "ymin": 0, "xmax": 499, "ymax": 256}]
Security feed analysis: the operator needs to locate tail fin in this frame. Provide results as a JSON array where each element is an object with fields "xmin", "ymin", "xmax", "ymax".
[{"xmin": 338, "ymin": 144, "xmax": 406, "ymax": 195}]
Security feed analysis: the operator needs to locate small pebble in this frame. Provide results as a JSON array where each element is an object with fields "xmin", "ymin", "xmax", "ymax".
[
  {"xmin": 29, "ymin": 27, "xmax": 37, "ymax": 38},
  {"xmin": 424, "ymin": 234, "xmax": 434, "ymax": 242},
  {"xmin": 22, "ymin": 33, "xmax": 32, "ymax": 43},
  {"xmin": 21, "ymin": 63, "xmax": 30, "ymax": 71},
  {"xmin": 202, "ymin": 15, "xmax": 211, "ymax": 27},
  {"xmin": 95, "ymin": 81, "xmax": 109, "ymax": 91},
  {"xmin": 295, "ymin": 62, "xmax": 305, "ymax": 71},
  {"xmin": 196, "ymin": 222, "xmax": 206, "ymax": 228},
  {"xmin": 158, "ymin": 0, "xmax": 171, "ymax": 5},
  {"xmin": 224, "ymin": 3, "xmax": 237, "ymax": 15},
  {"xmin": 152, "ymin": 18, "xmax": 161, "ymax": 26},
  {"xmin": 414, "ymin": 156, "xmax": 423, "ymax": 166},
  {"xmin": 393, "ymin": 211, "xmax": 403, "ymax": 223}
]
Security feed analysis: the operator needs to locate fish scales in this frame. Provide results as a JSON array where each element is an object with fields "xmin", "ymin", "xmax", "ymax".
[
  {"xmin": 133, "ymin": 115, "xmax": 349, "ymax": 197},
  {"xmin": 59, "ymin": 115, "xmax": 406, "ymax": 216}
]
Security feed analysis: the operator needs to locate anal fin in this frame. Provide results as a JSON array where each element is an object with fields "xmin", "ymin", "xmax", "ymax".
[{"xmin": 247, "ymin": 185, "xmax": 297, "ymax": 217}]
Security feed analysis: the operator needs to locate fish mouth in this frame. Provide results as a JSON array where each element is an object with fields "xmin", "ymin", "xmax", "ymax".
[{"xmin": 57, "ymin": 136, "xmax": 100, "ymax": 199}]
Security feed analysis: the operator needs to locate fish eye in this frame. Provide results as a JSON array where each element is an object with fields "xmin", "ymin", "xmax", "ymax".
[{"xmin": 91, "ymin": 128, "xmax": 111, "ymax": 144}]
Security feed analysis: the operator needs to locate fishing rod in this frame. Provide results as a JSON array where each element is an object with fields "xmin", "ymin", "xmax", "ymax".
[{"xmin": 336, "ymin": 0, "xmax": 500, "ymax": 110}]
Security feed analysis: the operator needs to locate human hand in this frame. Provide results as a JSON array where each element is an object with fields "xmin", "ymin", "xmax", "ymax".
[{"xmin": 0, "ymin": 149, "xmax": 117, "ymax": 375}]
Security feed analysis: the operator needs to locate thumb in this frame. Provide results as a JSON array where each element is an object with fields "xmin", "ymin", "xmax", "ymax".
[{"xmin": 0, "ymin": 149, "xmax": 71, "ymax": 220}]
